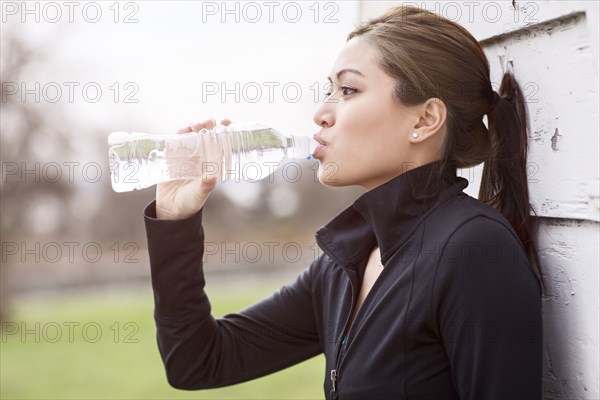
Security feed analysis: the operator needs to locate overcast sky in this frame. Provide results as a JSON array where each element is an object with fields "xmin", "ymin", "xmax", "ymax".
[{"xmin": 3, "ymin": 1, "xmax": 360, "ymax": 137}]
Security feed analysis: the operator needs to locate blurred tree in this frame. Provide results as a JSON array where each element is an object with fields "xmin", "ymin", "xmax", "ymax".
[{"xmin": 0, "ymin": 33, "xmax": 76, "ymax": 321}]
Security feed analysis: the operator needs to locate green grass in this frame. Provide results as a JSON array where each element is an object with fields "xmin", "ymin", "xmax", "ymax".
[{"xmin": 0, "ymin": 282, "xmax": 325, "ymax": 399}]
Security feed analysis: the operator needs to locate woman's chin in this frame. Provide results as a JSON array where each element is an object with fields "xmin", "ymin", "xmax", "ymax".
[
  {"xmin": 319, "ymin": 178, "xmax": 342, "ymax": 187},
  {"xmin": 317, "ymin": 162, "xmax": 344, "ymax": 187}
]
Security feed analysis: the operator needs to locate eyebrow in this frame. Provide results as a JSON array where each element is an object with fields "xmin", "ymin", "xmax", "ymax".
[{"xmin": 326, "ymin": 68, "xmax": 366, "ymax": 82}]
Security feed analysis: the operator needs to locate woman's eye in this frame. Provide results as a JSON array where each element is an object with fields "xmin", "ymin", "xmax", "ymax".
[
  {"xmin": 341, "ymin": 86, "xmax": 357, "ymax": 96},
  {"xmin": 324, "ymin": 84, "xmax": 358, "ymax": 99},
  {"xmin": 323, "ymin": 86, "xmax": 357, "ymax": 99}
]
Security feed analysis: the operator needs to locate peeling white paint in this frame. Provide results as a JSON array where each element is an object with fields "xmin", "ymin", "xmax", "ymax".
[{"xmin": 539, "ymin": 219, "xmax": 599, "ymax": 398}]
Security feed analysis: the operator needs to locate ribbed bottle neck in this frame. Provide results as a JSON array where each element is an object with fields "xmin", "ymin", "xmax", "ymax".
[{"xmin": 286, "ymin": 135, "xmax": 308, "ymax": 160}]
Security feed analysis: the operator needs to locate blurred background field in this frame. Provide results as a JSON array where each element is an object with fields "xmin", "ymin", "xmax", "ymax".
[{"xmin": 1, "ymin": 282, "xmax": 326, "ymax": 399}]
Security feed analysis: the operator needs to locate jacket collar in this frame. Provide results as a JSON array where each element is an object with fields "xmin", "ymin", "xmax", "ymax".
[{"xmin": 315, "ymin": 161, "xmax": 469, "ymax": 268}]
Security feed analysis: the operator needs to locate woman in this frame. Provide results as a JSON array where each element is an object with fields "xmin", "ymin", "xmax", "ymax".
[{"xmin": 144, "ymin": 6, "xmax": 544, "ymax": 399}]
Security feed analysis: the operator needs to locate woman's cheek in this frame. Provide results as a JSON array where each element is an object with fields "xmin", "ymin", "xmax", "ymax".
[{"xmin": 315, "ymin": 142, "xmax": 366, "ymax": 186}]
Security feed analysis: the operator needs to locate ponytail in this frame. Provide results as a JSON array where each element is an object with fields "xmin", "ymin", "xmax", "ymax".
[{"xmin": 480, "ymin": 72, "xmax": 546, "ymax": 295}]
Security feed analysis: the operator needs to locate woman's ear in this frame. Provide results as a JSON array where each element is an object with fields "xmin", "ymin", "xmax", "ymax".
[{"xmin": 410, "ymin": 98, "xmax": 447, "ymax": 142}]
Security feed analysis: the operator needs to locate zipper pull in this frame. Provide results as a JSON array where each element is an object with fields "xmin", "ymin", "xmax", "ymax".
[{"xmin": 330, "ymin": 369, "xmax": 337, "ymax": 393}]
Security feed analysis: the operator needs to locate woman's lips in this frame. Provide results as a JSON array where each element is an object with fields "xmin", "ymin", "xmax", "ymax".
[
  {"xmin": 313, "ymin": 144, "xmax": 326, "ymax": 159},
  {"xmin": 312, "ymin": 134, "xmax": 327, "ymax": 160}
]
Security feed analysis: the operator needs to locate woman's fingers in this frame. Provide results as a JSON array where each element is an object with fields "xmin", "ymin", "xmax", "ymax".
[
  {"xmin": 204, "ymin": 118, "xmax": 217, "ymax": 130},
  {"xmin": 176, "ymin": 126, "xmax": 193, "ymax": 134},
  {"xmin": 190, "ymin": 118, "xmax": 217, "ymax": 132},
  {"xmin": 190, "ymin": 121, "xmax": 203, "ymax": 132},
  {"xmin": 180, "ymin": 118, "xmax": 231, "ymax": 134}
]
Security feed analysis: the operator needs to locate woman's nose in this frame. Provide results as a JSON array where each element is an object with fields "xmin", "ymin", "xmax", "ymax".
[{"xmin": 313, "ymin": 102, "xmax": 334, "ymax": 128}]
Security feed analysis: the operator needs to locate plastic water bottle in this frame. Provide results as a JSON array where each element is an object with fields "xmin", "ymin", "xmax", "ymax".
[{"xmin": 108, "ymin": 121, "xmax": 318, "ymax": 192}]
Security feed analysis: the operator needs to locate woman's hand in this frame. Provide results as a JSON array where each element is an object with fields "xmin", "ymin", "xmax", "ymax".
[{"xmin": 156, "ymin": 118, "xmax": 231, "ymax": 220}]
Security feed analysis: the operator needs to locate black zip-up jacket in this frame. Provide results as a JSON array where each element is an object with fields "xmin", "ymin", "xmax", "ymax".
[{"xmin": 144, "ymin": 161, "xmax": 543, "ymax": 399}]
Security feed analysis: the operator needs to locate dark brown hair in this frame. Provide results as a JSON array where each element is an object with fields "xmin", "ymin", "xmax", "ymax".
[{"xmin": 348, "ymin": 6, "xmax": 545, "ymax": 293}]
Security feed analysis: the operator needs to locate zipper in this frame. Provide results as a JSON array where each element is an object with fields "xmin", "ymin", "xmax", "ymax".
[
  {"xmin": 330, "ymin": 368, "xmax": 337, "ymax": 399},
  {"xmin": 329, "ymin": 331, "xmax": 345, "ymax": 399},
  {"xmin": 315, "ymin": 232, "xmax": 361, "ymax": 400},
  {"xmin": 330, "ymin": 266, "xmax": 358, "ymax": 400}
]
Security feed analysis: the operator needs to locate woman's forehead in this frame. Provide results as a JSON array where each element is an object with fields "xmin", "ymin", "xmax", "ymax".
[{"xmin": 329, "ymin": 37, "xmax": 379, "ymax": 78}]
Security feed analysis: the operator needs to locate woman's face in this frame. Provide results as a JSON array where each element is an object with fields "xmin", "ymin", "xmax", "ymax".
[{"xmin": 312, "ymin": 36, "xmax": 445, "ymax": 190}]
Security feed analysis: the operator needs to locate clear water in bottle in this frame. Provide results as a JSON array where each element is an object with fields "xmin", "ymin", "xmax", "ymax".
[{"xmin": 108, "ymin": 121, "xmax": 318, "ymax": 192}]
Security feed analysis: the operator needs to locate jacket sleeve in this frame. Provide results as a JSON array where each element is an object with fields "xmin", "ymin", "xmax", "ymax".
[
  {"xmin": 433, "ymin": 216, "xmax": 543, "ymax": 400},
  {"xmin": 143, "ymin": 200, "xmax": 322, "ymax": 390}
]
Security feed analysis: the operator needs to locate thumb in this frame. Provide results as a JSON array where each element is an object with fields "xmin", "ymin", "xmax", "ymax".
[
  {"xmin": 189, "ymin": 174, "xmax": 217, "ymax": 206},
  {"xmin": 201, "ymin": 174, "xmax": 218, "ymax": 192}
]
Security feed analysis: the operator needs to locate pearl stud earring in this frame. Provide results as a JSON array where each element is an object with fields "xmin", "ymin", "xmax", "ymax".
[{"xmin": 412, "ymin": 132, "xmax": 418, "ymax": 139}]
